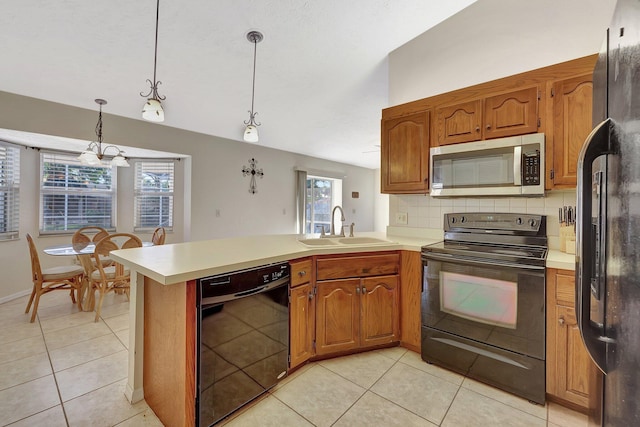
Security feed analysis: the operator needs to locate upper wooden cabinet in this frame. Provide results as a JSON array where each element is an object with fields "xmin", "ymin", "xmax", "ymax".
[
  {"xmin": 437, "ymin": 100, "xmax": 482, "ymax": 145},
  {"xmin": 548, "ymin": 74, "xmax": 593, "ymax": 189},
  {"xmin": 380, "ymin": 111, "xmax": 430, "ymax": 194},
  {"xmin": 484, "ymin": 87, "xmax": 539, "ymax": 139},
  {"xmin": 436, "ymin": 87, "xmax": 539, "ymax": 145},
  {"xmin": 381, "ymin": 55, "xmax": 597, "ymax": 194}
]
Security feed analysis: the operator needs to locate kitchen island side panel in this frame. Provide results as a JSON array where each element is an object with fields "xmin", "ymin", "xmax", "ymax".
[{"xmin": 143, "ymin": 277, "xmax": 197, "ymax": 427}]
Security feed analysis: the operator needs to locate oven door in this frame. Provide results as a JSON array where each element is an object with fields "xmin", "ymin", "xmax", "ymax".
[{"xmin": 421, "ymin": 253, "xmax": 545, "ymax": 359}]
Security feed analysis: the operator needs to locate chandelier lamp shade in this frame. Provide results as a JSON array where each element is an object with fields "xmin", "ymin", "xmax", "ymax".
[
  {"xmin": 140, "ymin": 0, "xmax": 165, "ymax": 122},
  {"xmin": 78, "ymin": 99, "xmax": 130, "ymax": 167},
  {"xmin": 243, "ymin": 30, "xmax": 264, "ymax": 143}
]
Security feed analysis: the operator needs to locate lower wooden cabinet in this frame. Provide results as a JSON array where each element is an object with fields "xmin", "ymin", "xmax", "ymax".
[
  {"xmin": 289, "ymin": 258, "xmax": 315, "ymax": 370},
  {"xmin": 399, "ymin": 251, "xmax": 422, "ymax": 352},
  {"xmin": 315, "ymin": 275, "xmax": 399, "ymax": 356},
  {"xmin": 289, "ymin": 253, "xmax": 401, "ymax": 367},
  {"xmin": 315, "ymin": 278, "xmax": 360, "ymax": 355},
  {"xmin": 546, "ymin": 268, "xmax": 596, "ymax": 409},
  {"xmin": 289, "ymin": 282, "xmax": 315, "ymax": 369}
]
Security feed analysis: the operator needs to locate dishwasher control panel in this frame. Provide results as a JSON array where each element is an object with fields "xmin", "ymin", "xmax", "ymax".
[{"xmin": 199, "ymin": 262, "xmax": 290, "ymax": 301}]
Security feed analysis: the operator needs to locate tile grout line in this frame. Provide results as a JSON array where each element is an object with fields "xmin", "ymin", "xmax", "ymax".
[
  {"xmin": 365, "ymin": 352, "xmax": 445, "ymax": 425},
  {"xmin": 38, "ymin": 312, "xmax": 72, "ymax": 427}
]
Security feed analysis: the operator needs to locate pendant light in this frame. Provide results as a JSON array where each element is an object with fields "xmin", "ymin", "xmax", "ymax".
[
  {"xmin": 140, "ymin": 0, "xmax": 165, "ymax": 122},
  {"xmin": 78, "ymin": 99, "xmax": 130, "ymax": 167},
  {"xmin": 243, "ymin": 30, "xmax": 263, "ymax": 143}
]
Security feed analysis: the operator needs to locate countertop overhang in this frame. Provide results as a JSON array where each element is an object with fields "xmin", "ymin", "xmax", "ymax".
[{"xmin": 110, "ymin": 230, "xmax": 576, "ymax": 285}]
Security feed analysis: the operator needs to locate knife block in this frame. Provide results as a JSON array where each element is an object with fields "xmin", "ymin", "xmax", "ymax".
[{"xmin": 560, "ymin": 225, "xmax": 576, "ymax": 254}]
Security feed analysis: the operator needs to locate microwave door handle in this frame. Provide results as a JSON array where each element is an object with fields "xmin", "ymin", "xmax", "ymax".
[
  {"xmin": 576, "ymin": 118, "xmax": 611, "ymax": 374},
  {"xmin": 513, "ymin": 146, "xmax": 522, "ymax": 186}
]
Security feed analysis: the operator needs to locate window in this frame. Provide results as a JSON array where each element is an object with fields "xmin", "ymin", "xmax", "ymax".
[
  {"xmin": 40, "ymin": 152, "xmax": 115, "ymax": 233},
  {"xmin": 0, "ymin": 142, "xmax": 20, "ymax": 241},
  {"xmin": 134, "ymin": 160, "xmax": 174, "ymax": 231},
  {"xmin": 305, "ymin": 175, "xmax": 342, "ymax": 234}
]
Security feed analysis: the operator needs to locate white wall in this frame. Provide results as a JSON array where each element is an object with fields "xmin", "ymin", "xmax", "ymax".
[
  {"xmin": 389, "ymin": 0, "xmax": 616, "ymax": 106},
  {"xmin": 0, "ymin": 91, "xmax": 376, "ymax": 301}
]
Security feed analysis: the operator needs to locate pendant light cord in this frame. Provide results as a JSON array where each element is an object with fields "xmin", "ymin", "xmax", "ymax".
[
  {"xmin": 152, "ymin": 0, "xmax": 159, "ymax": 86},
  {"xmin": 250, "ymin": 37, "xmax": 257, "ymax": 117}
]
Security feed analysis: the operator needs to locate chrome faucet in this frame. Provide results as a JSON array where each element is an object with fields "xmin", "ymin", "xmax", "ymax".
[{"xmin": 330, "ymin": 205, "xmax": 346, "ymax": 237}]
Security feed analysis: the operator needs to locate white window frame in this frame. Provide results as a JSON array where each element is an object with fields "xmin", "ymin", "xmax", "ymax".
[
  {"xmin": 134, "ymin": 160, "xmax": 175, "ymax": 232},
  {"xmin": 0, "ymin": 142, "xmax": 20, "ymax": 241},
  {"xmin": 305, "ymin": 175, "xmax": 342, "ymax": 234},
  {"xmin": 39, "ymin": 152, "xmax": 117, "ymax": 234}
]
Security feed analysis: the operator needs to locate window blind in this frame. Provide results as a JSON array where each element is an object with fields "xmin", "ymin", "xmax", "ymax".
[
  {"xmin": 40, "ymin": 152, "xmax": 116, "ymax": 233},
  {"xmin": 134, "ymin": 161, "xmax": 174, "ymax": 231},
  {"xmin": 0, "ymin": 143, "xmax": 20, "ymax": 241}
]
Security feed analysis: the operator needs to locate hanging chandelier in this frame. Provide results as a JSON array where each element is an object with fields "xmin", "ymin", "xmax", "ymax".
[
  {"xmin": 78, "ymin": 99, "xmax": 130, "ymax": 167},
  {"xmin": 243, "ymin": 30, "xmax": 264, "ymax": 143},
  {"xmin": 140, "ymin": 0, "xmax": 165, "ymax": 122}
]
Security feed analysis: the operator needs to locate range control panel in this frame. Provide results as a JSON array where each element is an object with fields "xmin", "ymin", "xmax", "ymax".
[{"xmin": 444, "ymin": 213, "xmax": 546, "ymax": 236}]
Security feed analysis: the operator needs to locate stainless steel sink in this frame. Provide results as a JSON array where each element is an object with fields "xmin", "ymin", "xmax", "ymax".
[
  {"xmin": 297, "ymin": 238, "xmax": 339, "ymax": 246},
  {"xmin": 337, "ymin": 237, "xmax": 394, "ymax": 245},
  {"xmin": 297, "ymin": 236, "xmax": 394, "ymax": 247}
]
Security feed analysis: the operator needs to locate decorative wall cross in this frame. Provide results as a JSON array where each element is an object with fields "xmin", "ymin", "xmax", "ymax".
[{"xmin": 241, "ymin": 158, "xmax": 264, "ymax": 194}]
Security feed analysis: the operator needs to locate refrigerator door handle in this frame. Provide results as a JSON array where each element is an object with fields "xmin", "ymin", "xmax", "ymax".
[{"xmin": 576, "ymin": 118, "xmax": 611, "ymax": 374}]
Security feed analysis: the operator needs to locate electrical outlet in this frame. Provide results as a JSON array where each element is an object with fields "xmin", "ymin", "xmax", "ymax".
[{"xmin": 395, "ymin": 212, "xmax": 408, "ymax": 225}]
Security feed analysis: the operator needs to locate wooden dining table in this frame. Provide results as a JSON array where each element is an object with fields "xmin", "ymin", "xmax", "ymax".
[{"xmin": 44, "ymin": 241, "xmax": 153, "ymax": 311}]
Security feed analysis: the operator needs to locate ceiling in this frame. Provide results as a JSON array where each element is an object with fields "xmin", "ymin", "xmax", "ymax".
[{"xmin": 0, "ymin": 0, "xmax": 478, "ymax": 169}]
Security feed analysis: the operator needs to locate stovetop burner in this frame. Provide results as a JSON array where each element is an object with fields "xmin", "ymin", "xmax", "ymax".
[{"xmin": 422, "ymin": 213, "xmax": 548, "ymax": 267}]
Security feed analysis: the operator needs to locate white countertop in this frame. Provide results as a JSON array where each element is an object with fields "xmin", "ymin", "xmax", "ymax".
[
  {"xmin": 546, "ymin": 250, "xmax": 576, "ymax": 271},
  {"xmin": 110, "ymin": 229, "xmax": 576, "ymax": 285},
  {"xmin": 109, "ymin": 231, "xmax": 439, "ymax": 285}
]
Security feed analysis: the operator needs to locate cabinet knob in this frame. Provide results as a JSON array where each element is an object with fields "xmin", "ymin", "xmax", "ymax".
[
  {"xmin": 356, "ymin": 287, "xmax": 360, "ymax": 294},
  {"xmin": 486, "ymin": 124, "xmax": 491, "ymax": 130},
  {"xmin": 308, "ymin": 292, "xmax": 314, "ymax": 300},
  {"xmin": 298, "ymin": 270, "xmax": 306, "ymax": 277},
  {"xmin": 475, "ymin": 126, "xmax": 480, "ymax": 132},
  {"xmin": 558, "ymin": 316, "xmax": 565, "ymax": 326},
  {"xmin": 362, "ymin": 286, "xmax": 367, "ymax": 293}
]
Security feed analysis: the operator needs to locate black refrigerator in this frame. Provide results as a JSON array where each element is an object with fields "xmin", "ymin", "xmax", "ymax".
[{"xmin": 577, "ymin": 0, "xmax": 640, "ymax": 425}]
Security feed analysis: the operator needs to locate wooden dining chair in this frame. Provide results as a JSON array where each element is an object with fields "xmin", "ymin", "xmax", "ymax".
[
  {"xmin": 88, "ymin": 233, "xmax": 142, "ymax": 322},
  {"xmin": 151, "ymin": 227, "xmax": 166, "ymax": 245},
  {"xmin": 25, "ymin": 233, "xmax": 85, "ymax": 322},
  {"xmin": 71, "ymin": 226, "xmax": 114, "ymax": 268},
  {"xmin": 71, "ymin": 226, "xmax": 109, "ymax": 245}
]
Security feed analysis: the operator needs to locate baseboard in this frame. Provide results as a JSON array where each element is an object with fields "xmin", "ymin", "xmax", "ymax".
[{"xmin": 0, "ymin": 289, "xmax": 31, "ymax": 305}]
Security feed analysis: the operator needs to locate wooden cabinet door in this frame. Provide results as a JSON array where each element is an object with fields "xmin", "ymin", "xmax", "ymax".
[
  {"xmin": 400, "ymin": 251, "xmax": 422, "ymax": 352},
  {"xmin": 546, "ymin": 268, "xmax": 595, "ymax": 410},
  {"xmin": 551, "ymin": 74, "xmax": 593, "ymax": 187},
  {"xmin": 381, "ymin": 111, "xmax": 430, "ymax": 194},
  {"xmin": 436, "ymin": 100, "xmax": 482, "ymax": 145},
  {"xmin": 360, "ymin": 275, "xmax": 399, "ymax": 347},
  {"xmin": 289, "ymin": 283, "xmax": 315, "ymax": 369},
  {"xmin": 554, "ymin": 304, "xmax": 592, "ymax": 407},
  {"xmin": 484, "ymin": 87, "xmax": 539, "ymax": 139},
  {"xmin": 315, "ymin": 279, "xmax": 360, "ymax": 356}
]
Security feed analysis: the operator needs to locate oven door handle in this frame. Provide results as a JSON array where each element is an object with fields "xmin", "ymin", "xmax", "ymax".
[{"xmin": 423, "ymin": 252, "xmax": 545, "ymax": 271}]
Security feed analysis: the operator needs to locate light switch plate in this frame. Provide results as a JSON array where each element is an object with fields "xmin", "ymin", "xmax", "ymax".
[{"xmin": 395, "ymin": 212, "xmax": 408, "ymax": 225}]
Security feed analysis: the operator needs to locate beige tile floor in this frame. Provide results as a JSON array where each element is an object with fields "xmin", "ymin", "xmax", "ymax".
[{"xmin": 1, "ymin": 291, "xmax": 589, "ymax": 427}]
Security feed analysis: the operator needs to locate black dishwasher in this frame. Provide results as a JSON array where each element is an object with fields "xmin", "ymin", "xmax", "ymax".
[{"xmin": 197, "ymin": 262, "xmax": 290, "ymax": 426}]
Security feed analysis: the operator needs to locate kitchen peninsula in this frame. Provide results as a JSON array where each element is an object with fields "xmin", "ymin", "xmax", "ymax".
[{"xmin": 109, "ymin": 230, "xmax": 574, "ymax": 427}]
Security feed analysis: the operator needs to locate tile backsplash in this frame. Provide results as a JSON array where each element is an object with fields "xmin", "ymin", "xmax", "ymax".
[{"xmin": 389, "ymin": 190, "xmax": 577, "ymax": 249}]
